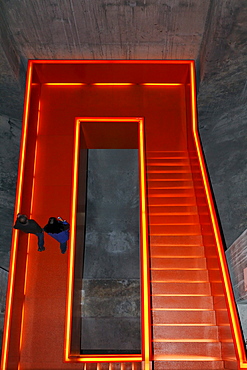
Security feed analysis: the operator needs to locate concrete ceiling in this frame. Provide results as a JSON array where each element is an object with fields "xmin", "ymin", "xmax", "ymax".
[{"xmin": 0, "ymin": 0, "xmax": 247, "ymax": 255}]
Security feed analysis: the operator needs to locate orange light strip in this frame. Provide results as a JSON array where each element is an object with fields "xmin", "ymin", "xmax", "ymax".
[
  {"xmin": 30, "ymin": 100, "xmax": 41, "ymax": 217},
  {"xmin": 1, "ymin": 61, "xmax": 33, "ymax": 370},
  {"xmin": 44, "ymin": 83, "xmax": 86, "ymax": 86},
  {"xmin": 17, "ymin": 99, "xmax": 41, "ymax": 368},
  {"xmin": 32, "ymin": 59, "xmax": 191, "ymax": 65},
  {"xmin": 92, "ymin": 83, "xmax": 134, "ymax": 86},
  {"xmin": 65, "ymin": 117, "xmax": 150, "ymax": 367},
  {"xmin": 139, "ymin": 118, "xmax": 152, "ymax": 370},
  {"xmin": 142, "ymin": 83, "xmax": 182, "ymax": 86},
  {"xmin": 190, "ymin": 62, "xmax": 247, "ymax": 368},
  {"xmin": 65, "ymin": 117, "xmax": 80, "ymax": 361}
]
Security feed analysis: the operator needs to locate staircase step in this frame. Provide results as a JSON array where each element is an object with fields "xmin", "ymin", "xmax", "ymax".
[
  {"xmin": 150, "ymin": 245, "xmax": 205, "ymax": 257},
  {"xmin": 148, "ymin": 204, "xmax": 201, "ymax": 214},
  {"xmin": 150, "ymin": 235, "xmax": 203, "ymax": 246},
  {"xmin": 152, "ymin": 282, "xmax": 211, "ymax": 295},
  {"xmin": 152, "ymin": 296, "xmax": 213, "ymax": 310},
  {"xmin": 151, "ymin": 269, "xmax": 209, "ymax": 282},
  {"xmin": 149, "ymin": 214, "xmax": 200, "ymax": 224},
  {"xmin": 153, "ymin": 341, "xmax": 221, "ymax": 357},
  {"xmin": 147, "ymin": 165, "xmax": 191, "ymax": 172},
  {"xmin": 149, "ymin": 224, "xmax": 202, "ymax": 235},
  {"xmin": 150, "ymin": 245, "xmax": 205, "ymax": 258},
  {"xmin": 153, "ymin": 358, "xmax": 224, "ymax": 369},
  {"xmin": 147, "ymin": 172, "xmax": 193, "ymax": 180},
  {"xmin": 147, "ymin": 179, "xmax": 195, "ymax": 188},
  {"xmin": 152, "ymin": 309, "xmax": 216, "ymax": 325},
  {"xmin": 153, "ymin": 324, "xmax": 218, "ymax": 340},
  {"xmin": 148, "ymin": 188, "xmax": 198, "ymax": 196},
  {"xmin": 148, "ymin": 196, "xmax": 197, "ymax": 206},
  {"xmin": 147, "ymin": 158, "xmax": 190, "ymax": 164},
  {"xmin": 146, "ymin": 151, "xmax": 188, "ymax": 158},
  {"xmin": 151, "ymin": 257, "xmax": 207, "ymax": 269}
]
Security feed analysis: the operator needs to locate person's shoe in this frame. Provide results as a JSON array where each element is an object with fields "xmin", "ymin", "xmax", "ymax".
[{"xmin": 38, "ymin": 247, "xmax": 45, "ymax": 252}]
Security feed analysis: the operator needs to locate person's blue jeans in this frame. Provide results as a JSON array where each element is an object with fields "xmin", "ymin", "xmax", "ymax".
[
  {"xmin": 60, "ymin": 241, "xmax": 67, "ymax": 254},
  {"xmin": 35, "ymin": 231, "xmax": 45, "ymax": 251}
]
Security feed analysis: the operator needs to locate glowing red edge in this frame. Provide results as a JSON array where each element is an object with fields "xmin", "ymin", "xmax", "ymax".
[
  {"xmin": 0, "ymin": 61, "xmax": 33, "ymax": 370},
  {"xmin": 29, "ymin": 59, "xmax": 191, "ymax": 64},
  {"xmin": 190, "ymin": 61, "xmax": 247, "ymax": 368},
  {"xmin": 65, "ymin": 117, "xmax": 151, "ymax": 366}
]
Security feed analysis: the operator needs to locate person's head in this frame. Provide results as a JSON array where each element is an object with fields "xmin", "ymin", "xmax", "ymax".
[
  {"xmin": 44, "ymin": 217, "xmax": 62, "ymax": 234},
  {"xmin": 18, "ymin": 214, "xmax": 28, "ymax": 224},
  {"xmin": 48, "ymin": 217, "xmax": 57, "ymax": 225}
]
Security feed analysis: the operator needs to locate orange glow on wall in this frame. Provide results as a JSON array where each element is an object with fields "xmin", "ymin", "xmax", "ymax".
[{"xmin": 0, "ymin": 61, "xmax": 33, "ymax": 370}]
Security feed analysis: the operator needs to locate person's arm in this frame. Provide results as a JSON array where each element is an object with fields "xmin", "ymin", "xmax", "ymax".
[
  {"xmin": 13, "ymin": 218, "xmax": 21, "ymax": 229},
  {"xmin": 62, "ymin": 221, "xmax": 70, "ymax": 230}
]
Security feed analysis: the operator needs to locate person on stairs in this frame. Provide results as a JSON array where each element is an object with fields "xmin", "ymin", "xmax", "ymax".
[
  {"xmin": 13, "ymin": 213, "xmax": 45, "ymax": 252},
  {"xmin": 44, "ymin": 216, "xmax": 69, "ymax": 254}
]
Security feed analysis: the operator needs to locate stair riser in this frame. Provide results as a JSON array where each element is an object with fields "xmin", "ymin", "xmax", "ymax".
[
  {"xmin": 147, "ymin": 158, "xmax": 190, "ymax": 164},
  {"xmin": 153, "ymin": 342, "xmax": 221, "ymax": 356},
  {"xmin": 152, "ymin": 296, "xmax": 213, "ymax": 310},
  {"xmin": 152, "ymin": 310, "xmax": 216, "ymax": 325},
  {"xmin": 147, "ymin": 180, "xmax": 196, "ymax": 188},
  {"xmin": 153, "ymin": 360, "xmax": 224, "ymax": 370},
  {"xmin": 153, "ymin": 325, "xmax": 218, "ymax": 339},
  {"xmin": 146, "ymin": 151, "xmax": 188, "ymax": 158},
  {"xmin": 148, "ymin": 173, "xmax": 193, "ymax": 180},
  {"xmin": 149, "ymin": 224, "xmax": 202, "ymax": 235},
  {"xmin": 149, "ymin": 214, "xmax": 200, "ymax": 224},
  {"xmin": 148, "ymin": 189, "xmax": 199, "ymax": 196},
  {"xmin": 148, "ymin": 196, "xmax": 199, "ymax": 205},
  {"xmin": 148, "ymin": 205, "xmax": 200, "ymax": 214},
  {"xmin": 152, "ymin": 282, "xmax": 211, "ymax": 295},
  {"xmin": 150, "ymin": 235, "xmax": 203, "ymax": 246},
  {"xmin": 151, "ymin": 269, "xmax": 209, "ymax": 282},
  {"xmin": 147, "ymin": 165, "xmax": 191, "ymax": 172},
  {"xmin": 150, "ymin": 245, "xmax": 205, "ymax": 257},
  {"xmin": 151, "ymin": 257, "xmax": 207, "ymax": 269}
]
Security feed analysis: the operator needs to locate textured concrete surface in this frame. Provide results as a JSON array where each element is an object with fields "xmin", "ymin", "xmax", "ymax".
[
  {"xmin": 198, "ymin": 0, "xmax": 247, "ymax": 246},
  {"xmin": 84, "ymin": 150, "xmax": 139, "ymax": 279},
  {"xmin": 0, "ymin": 268, "xmax": 8, "ymax": 350},
  {"xmin": 0, "ymin": 0, "xmax": 247, "ymax": 355},
  {"xmin": 0, "ymin": 114, "xmax": 21, "ymax": 270},
  {"xmin": 82, "ymin": 149, "xmax": 140, "ymax": 352},
  {"xmin": 226, "ymin": 230, "xmax": 247, "ymax": 349},
  {"xmin": 0, "ymin": 0, "xmax": 210, "ymax": 60}
]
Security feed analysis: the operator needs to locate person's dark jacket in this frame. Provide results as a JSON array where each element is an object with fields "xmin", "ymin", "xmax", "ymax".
[{"xmin": 14, "ymin": 219, "xmax": 43, "ymax": 234}]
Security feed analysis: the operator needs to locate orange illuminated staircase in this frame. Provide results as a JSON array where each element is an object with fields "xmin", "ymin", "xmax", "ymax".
[
  {"xmin": 147, "ymin": 150, "xmax": 238, "ymax": 370},
  {"xmin": 2, "ymin": 61, "xmax": 243, "ymax": 370}
]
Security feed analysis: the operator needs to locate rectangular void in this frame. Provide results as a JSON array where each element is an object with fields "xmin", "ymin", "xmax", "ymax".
[
  {"xmin": 1, "ymin": 60, "xmax": 244, "ymax": 370},
  {"xmin": 69, "ymin": 118, "xmax": 147, "ymax": 360}
]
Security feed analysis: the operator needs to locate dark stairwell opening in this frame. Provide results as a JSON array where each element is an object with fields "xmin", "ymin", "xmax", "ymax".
[{"xmin": 80, "ymin": 149, "xmax": 141, "ymax": 355}]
